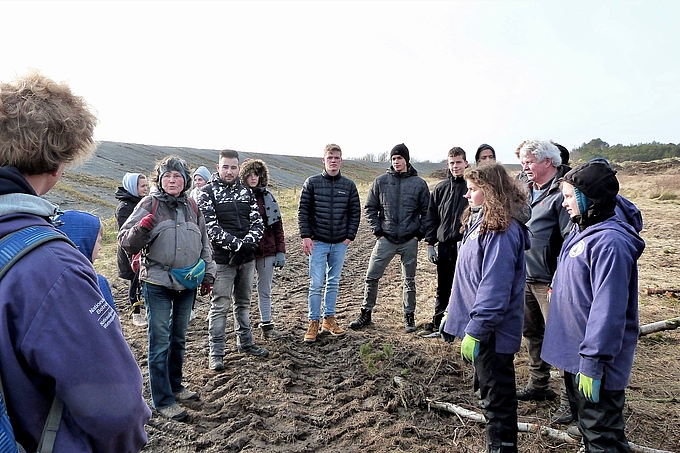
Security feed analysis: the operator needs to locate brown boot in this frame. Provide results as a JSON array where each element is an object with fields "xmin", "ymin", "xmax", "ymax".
[
  {"xmin": 321, "ymin": 315, "xmax": 346, "ymax": 336},
  {"xmin": 304, "ymin": 320, "xmax": 320, "ymax": 343}
]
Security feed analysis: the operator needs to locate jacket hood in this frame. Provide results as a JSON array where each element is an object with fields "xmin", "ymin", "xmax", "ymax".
[
  {"xmin": 54, "ymin": 210, "xmax": 101, "ymax": 263},
  {"xmin": 0, "ymin": 166, "xmax": 37, "ymax": 197},
  {"xmin": 122, "ymin": 173, "xmax": 144, "ymax": 197},
  {"xmin": 580, "ymin": 217, "xmax": 646, "ymax": 260},
  {"xmin": 239, "ymin": 159, "xmax": 269, "ymax": 187}
]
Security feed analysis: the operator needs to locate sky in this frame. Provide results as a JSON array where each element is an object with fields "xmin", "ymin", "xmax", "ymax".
[{"xmin": 3, "ymin": 0, "xmax": 679, "ymax": 163}]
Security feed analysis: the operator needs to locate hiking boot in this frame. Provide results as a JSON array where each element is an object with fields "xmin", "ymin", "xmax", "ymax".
[
  {"xmin": 260, "ymin": 322, "xmax": 285, "ymax": 340},
  {"xmin": 208, "ymin": 355, "xmax": 224, "ymax": 371},
  {"xmin": 516, "ymin": 386, "xmax": 557, "ymax": 401},
  {"xmin": 567, "ymin": 424, "xmax": 582, "ymax": 439},
  {"xmin": 321, "ymin": 316, "xmax": 346, "ymax": 336},
  {"xmin": 551, "ymin": 403, "xmax": 574, "ymax": 424},
  {"xmin": 174, "ymin": 388, "xmax": 199, "ymax": 402},
  {"xmin": 157, "ymin": 403, "xmax": 187, "ymax": 421},
  {"xmin": 238, "ymin": 344, "xmax": 270, "ymax": 357},
  {"xmin": 131, "ymin": 313, "xmax": 147, "ymax": 327},
  {"xmin": 349, "ymin": 309, "xmax": 372, "ymax": 330},
  {"xmin": 404, "ymin": 312, "xmax": 416, "ymax": 333},
  {"xmin": 417, "ymin": 322, "xmax": 435, "ymax": 336},
  {"xmin": 304, "ymin": 320, "xmax": 320, "ymax": 342}
]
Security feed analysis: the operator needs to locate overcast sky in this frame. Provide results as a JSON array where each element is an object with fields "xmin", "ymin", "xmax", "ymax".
[{"xmin": 3, "ymin": 0, "xmax": 678, "ymax": 163}]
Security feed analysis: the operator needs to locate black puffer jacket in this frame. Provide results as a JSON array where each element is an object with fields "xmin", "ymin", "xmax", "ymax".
[
  {"xmin": 424, "ymin": 170, "xmax": 467, "ymax": 245},
  {"xmin": 115, "ymin": 187, "xmax": 142, "ymax": 279},
  {"xmin": 298, "ymin": 170, "xmax": 361, "ymax": 244},
  {"xmin": 365, "ymin": 165, "xmax": 430, "ymax": 244}
]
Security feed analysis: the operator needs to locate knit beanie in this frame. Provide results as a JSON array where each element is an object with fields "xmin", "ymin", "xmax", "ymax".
[
  {"xmin": 561, "ymin": 160, "xmax": 619, "ymax": 208},
  {"xmin": 390, "ymin": 143, "xmax": 410, "ymax": 164},
  {"xmin": 192, "ymin": 166, "xmax": 211, "ymax": 184},
  {"xmin": 158, "ymin": 157, "xmax": 190, "ymax": 193}
]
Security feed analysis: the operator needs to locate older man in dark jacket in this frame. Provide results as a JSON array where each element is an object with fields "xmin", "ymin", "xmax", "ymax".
[
  {"xmin": 298, "ymin": 144, "xmax": 361, "ymax": 343},
  {"xmin": 349, "ymin": 143, "xmax": 430, "ymax": 333}
]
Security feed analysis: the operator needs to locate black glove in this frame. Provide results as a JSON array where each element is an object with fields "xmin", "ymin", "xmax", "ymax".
[
  {"xmin": 240, "ymin": 242, "xmax": 257, "ymax": 259},
  {"xmin": 203, "ymin": 274, "xmax": 215, "ymax": 286}
]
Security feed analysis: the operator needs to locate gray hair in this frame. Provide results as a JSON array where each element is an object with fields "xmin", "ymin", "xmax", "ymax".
[{"xmin": 517, "ymin": 140, "xmax": 561, "ymax": 167}]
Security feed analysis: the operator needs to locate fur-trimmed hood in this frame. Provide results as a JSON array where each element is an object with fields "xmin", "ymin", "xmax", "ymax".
[{"xmin": 239, "ymin": 158, "xmax": 269, "ymax": 187}]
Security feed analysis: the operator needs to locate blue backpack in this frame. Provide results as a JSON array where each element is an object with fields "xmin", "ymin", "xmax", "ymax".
[{"xmin": 0, "ymin": 226, "xmax": 75, "ymax": 453}]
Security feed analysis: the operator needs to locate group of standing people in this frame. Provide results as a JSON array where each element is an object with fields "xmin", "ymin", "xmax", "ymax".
[{"xmin": 439, "ymin": 140, "xmax": 645, "ymax": 453}]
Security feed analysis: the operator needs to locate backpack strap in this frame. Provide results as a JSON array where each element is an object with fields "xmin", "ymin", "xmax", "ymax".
[{"xmin": 0, "ymin": 225, "xmax": 74, "ymax": 453}]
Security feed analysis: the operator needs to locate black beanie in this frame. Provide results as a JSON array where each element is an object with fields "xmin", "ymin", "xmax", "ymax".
[
  {"xmin": 560, "ymin": 160, "xmax": 619, "ymax": 207},
  {"xmin": 475, "ymin": 144, "xmax": 495, "ymax": 162},
  {"xmin": 390, "ymin": 143, "xmax": 410, "ymax": 164}
]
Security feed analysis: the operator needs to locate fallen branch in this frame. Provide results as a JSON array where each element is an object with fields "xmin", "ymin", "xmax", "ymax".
[
  {"xmin": 426, "ymin": 398, "xmax": 673, "ymax": 453},
  {"xmin": 645, "ymin": 288, "xmax": 680, "ymax": 295},
  {"xmin": 639, "ymin": 316, "xmax": 680, "ymax": 336}
]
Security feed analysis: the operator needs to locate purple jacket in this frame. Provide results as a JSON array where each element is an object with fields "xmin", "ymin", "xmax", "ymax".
[
  {"xmin": 542, "ymin": 217, "xmax": 645, "ymax": 390},
  {"xmin": 0, "ymin": 207, "xmax": 150, "ymax": 452},
  {"xmin": 443, "ymin": 217, "xmax": 529, "ymax": 354}
]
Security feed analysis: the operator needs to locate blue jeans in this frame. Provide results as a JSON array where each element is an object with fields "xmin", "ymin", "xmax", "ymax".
[
  {"xmin": 307, "ymin": 241, "xmax": 348, "ymax": 321},
  {"xmin": 209, "ymin": 261, "xmax": 255, "ymax": 355},
  {"xmin": 362, "ymin": 237, "xmax": 418, "ymax": 314},
  {"xmin": 143, "ymin": 282, "xmax": 194, "ymax": 409}
]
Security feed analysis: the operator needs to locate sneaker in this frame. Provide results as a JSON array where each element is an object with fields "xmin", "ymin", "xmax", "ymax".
[
  {"xmin": 208, "ymin": 355, "xmax": 224, "ymax": 371},
  {"xmin": 174, "ymin": 388, "xmax": 199, "ymax": 402},
  {"xmin": 304, "ymin": 320, "xmax": 320, "ymax": 342},
  {"xmin": 321, "ymin": 316, "xmax": 346, "ymax": 336},
  {"xmin": 516, "ymin": 386, "xmax": 557, "ymax": 402},
  {"xmin": 349, "ymin": 309, "xmax": 372, "ymax": 330},
  {"xmin": 157, "ymin": 403, "xmax": 187, "ymax": 421},
  {"xmin": 404, "ymin": 313, "xmax": 416, "ymax": 333},
  {"xmin": 238, "ymin": 344, "xmax": 270, "ymax": 357},
  {"xmin": 131, "ymin": 313, "xmax": 147, "ymax": 327},
  {"xmin": 551, "ymin": 403, "xmax": 574, "ymax": 424},
  {"xmin": 189, "ymin": 310, "xmax": 197, "ymax": 322}
]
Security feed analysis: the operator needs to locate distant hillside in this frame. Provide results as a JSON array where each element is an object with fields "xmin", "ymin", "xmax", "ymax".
[
  {"xmin": 573, "ymin": 138, "xmax": 680, "ymax": 163},
  {"xmin": 45, "ymin": 141, "xmax": 447, "ymax": 219}
]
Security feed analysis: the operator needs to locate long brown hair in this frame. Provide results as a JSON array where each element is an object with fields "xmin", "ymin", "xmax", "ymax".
[{"xmin": 461, "ymin": 164, "xmax": 527, "ymax": 234}]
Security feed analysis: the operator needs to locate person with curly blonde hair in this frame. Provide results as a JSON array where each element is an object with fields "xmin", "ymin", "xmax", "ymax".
[
  {"xmin": 441, "ymin": 163, "xmax": 529, "ymax": 453},
  {"xmin": 0, "ymin": 71, "xmax": 150, "ymax": 452}
]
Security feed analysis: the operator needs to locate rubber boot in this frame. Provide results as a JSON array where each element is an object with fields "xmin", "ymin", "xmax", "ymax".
[{"xmin": 260, "ymin": 321, "xmax": 284, "ymax": 340}]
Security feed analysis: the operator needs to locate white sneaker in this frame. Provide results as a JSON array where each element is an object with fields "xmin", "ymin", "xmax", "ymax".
[
  {"xmin": 131, "ymin": 313, "xmax": 147, "ymax": 327},
  {"xmin": 189, "ymin": 310, "xmax": 197, "ymax": 322}
]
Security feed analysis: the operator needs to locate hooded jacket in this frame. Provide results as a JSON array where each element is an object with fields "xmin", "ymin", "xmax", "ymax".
[
  {"xmin": 542, "ymin": 218, "xmax": 645, "ymax": 390},
  {"xmin": 365, "ymin": 164, "xmax": 430, "ymax": 244},
  {"xmin": 525, "ymin": 164, "xmax": 572, "ymax": 283},
  {"xmin": 298, "ymin": 169, "xmax": 361, "ymax": 244},
  {"xmin": 115, "ymin": 186, "xmax": 143, "ymax": 279},
  {"xmin": 239, "ymin": 159, "xmax": 286, "ymax": 257},
  {"xmin": 0, "ymin": 166, "xmax": 150, "ymax": 452},
  {"xmin": 424, "ymin": 170, "xmax": 467, "ymax": 245},
  {"xmin": 118, "ymin": 191, "xmax": 216, "ymax": 290}
]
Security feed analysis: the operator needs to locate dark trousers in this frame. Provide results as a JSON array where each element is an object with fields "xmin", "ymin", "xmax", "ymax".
[
  {"xmin": 128, "ymin": 272, "xmax": 142, "ymax": 312},
  {"xmin": 564, "ymin": 372, "xmax": 630, "ymax": 453},
  {"xmin": 433, "ymin": 242, "xmax": 458, "ymax": 329},
  {"xmin": 474, "ymin": 334, "xmax": 518, "ymax": 453}
]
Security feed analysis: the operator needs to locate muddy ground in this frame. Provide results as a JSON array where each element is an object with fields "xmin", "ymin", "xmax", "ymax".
[{"xmin": 108, "ymin": 196, "xmax": 680, "ymax": 453}]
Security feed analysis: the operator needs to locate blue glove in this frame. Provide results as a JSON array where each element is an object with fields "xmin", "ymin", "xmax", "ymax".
[
  {"xmin": 273, "ymin": 252, "xmax": 286, "ymax": 268},
  {"xmin": 576, "ymin": 372, "xmax": 601, "ymax": 403},
  {"xmin": 460, "ymin": 334, "xmax": 480, "ymax": 364},
  {"xmin": 427, "ymin": 245, "xmax": 438, "ymax": 264},
  {"xmin": 438, "ymin": 313, "xmax": 456, "ymax": 343}
]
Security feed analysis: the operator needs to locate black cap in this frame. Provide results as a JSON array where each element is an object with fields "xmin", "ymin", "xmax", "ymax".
[{"xmin": 390, "ymin": 143, "xmax": 410, "ymax": 164}]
